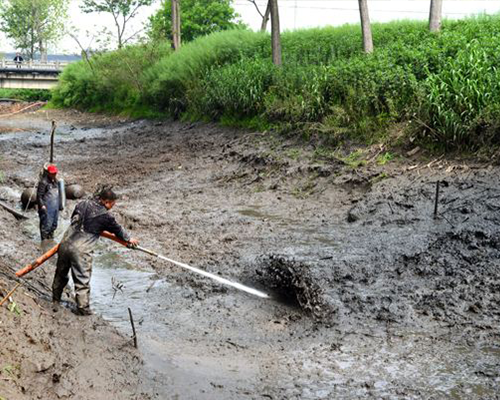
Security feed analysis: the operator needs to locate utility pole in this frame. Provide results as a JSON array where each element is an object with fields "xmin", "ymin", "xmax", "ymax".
[
  {"xmin": 429, "ymin": 0, "xmax": 443, "ymax": 32},
  {"xmin": 270, "ymin": 0, "xmax": 282, "ymax": 66},
  {"xmin": 171, "ymin": 0, "xmax": 181, "ymax": 50},
  {"xmin": 358, "ymin": 0, "xmax": 373, "ymax": 53}
]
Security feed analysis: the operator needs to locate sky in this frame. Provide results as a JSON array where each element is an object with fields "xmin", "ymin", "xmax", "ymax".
[{"xmin": 1, "ymin": 0, "xmax": 500, "ymax": 54}]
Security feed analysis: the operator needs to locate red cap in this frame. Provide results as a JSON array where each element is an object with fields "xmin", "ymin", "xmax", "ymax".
[{"xmin": 47, "ymin": 165, "xmax": 58, "ymax": 174}]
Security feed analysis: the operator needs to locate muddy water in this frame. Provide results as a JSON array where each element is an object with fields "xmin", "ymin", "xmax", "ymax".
[
  {"xmin": 90, "ymin": 247, "xmax": 271, "ymax": 399},
  {"xmin": 86, "ymin": 249, "xmax": 500, "ymax": 399},
  {"xmin": 84, "ymin": 235, "xmax": 500, "ymax": 399},
  {"xmin": 2, "ymin": 113, "xmax": 500, "ymax": 398}
]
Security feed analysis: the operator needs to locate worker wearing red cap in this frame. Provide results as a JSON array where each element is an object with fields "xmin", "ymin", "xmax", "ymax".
[{"xmin": 37, "ymin": 164, "xmax": 61, "ymax": 242}]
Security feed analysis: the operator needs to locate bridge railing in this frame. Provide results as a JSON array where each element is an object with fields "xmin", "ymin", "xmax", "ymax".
[{"xmin": 0, "ymin": 60, "xmax": 69, "ymax": 71}]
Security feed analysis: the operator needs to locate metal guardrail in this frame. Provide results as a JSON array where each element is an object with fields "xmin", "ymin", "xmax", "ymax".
[{"xmin": 0, "ymin": 60, "xmax": 69, "ymax": 70}]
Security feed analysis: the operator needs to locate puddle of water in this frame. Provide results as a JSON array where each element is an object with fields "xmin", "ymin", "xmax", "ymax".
[
  {"xmin": 91, "ymin": 263, "xmax": 162, "ymax": 327},
  {"xmin": 21, "ymin": 216, "xmax": 70, "ymax": 242},
  {"xmin": 91, "ymin": 249, "xmax": 260, "ymax": 399},
  {"xmin": 90, "ymin": 253, "xmax": 185, "ymax": 397}
]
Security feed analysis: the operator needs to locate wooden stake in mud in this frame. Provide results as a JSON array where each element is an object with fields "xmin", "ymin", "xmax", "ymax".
[
  {"xmin": 0, "ymin": 282, "xmax": 22, "ymax": 307},
  {"xmin": 0, "ymin": 200, "xmax": 28, "ymax": 220},
  {"xmin": 433, "ymin": 180, "xmax": 440, "ymax": 219},
  {"xmin": 49, "ymin": 120, "xmax": 56, "ymax": 163},
  {"xmin": 128, "ymin": 307, "xmax": 137, "ymax": 348}
]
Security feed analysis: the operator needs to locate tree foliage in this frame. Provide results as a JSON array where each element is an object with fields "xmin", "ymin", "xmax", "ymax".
[
  {"xmin": 80, "ymin": 0, "xmax": 154, "ymax": 49},
  {"xmin": 148, "ymin": 0, "xmax": 245, "ymax": 43},
  {"xmin": 0, "ymin": 0, "xmax": 69, "ymax": 59}
]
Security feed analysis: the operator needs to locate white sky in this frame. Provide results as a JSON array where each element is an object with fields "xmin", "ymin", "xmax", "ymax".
[{"xmin": 1, "ymin": 0, "xmax": 500, "ymax": 54}]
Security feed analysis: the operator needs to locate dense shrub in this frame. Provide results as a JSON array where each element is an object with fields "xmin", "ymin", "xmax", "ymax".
[
  {"xmin": 52, "ymin": 15, "xmax": 500, "ymax": 149},
  {"xmin": 51, "ymin": 61, "xmax": 103, "ymax": 109},
  {"xmin": 52, "ymin": 42, "xmax": 171, "ymax": 112},
  {"xmin": 421, "ymin": 40, "xmax": 500, "ymax": 148},
  {"xmin": 0, "ymin": 88, "xmax": 51, "ymax": 101},
  {"xmin": 193, "ymin": 58, "xmax": 276, "ymax": 119},
  {"xmin": 144, "ymin": 29, "xmax": 268, "ymax": 115}
]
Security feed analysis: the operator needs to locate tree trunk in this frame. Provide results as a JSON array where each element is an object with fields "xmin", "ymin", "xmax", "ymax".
[
  {"xmin": 358, "ymin": 0, "xmax": 373, "ymax": 53},
  {"xmin": 171, "ymin": 0, "xmax": 181, "ymax": 51},
  {"xmin": 117, "ymin": 28, "xmax": 123, "ymax": 49},
  {"xmin": 39, "ymin": 40, "xmax": 47, "ymax": 63},
  {"xmin": 429, "ymin": 0, "xmax": 443, "ymax": 32},
  {"xmin": 30, "ymin": 7, "xmax": 36, "ymax": 60},
  {"xmin": 270, "ymin": 0, "xmax": 281, "ymax": 66},
  {"xmin": 30, "ymin": 31, "xmax": 35, "ymax": 60},
  {"xmin": 261, "ymin": 1, "xmax": 271, "ymax": 32}
]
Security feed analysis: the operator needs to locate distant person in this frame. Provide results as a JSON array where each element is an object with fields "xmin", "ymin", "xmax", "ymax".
[
  {"xmin": 37, "ymin": 164, "xmax": 61, "ymax": 243},
  {"xmin": 13, "ymin": 52, "xmax": 23, "ymax": 68},
  {"xmin": 52, "ymin": 186, "xmax": 139, "ymax": 315}
]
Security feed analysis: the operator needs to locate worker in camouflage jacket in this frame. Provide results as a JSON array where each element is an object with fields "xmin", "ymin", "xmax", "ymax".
[
  {"xmin": 37, "ymin": 164, "xmax": 61, "ymax": 241},
  {"xmin": 52, "ymin": 186, "xmax": 139, "ymax": 315}
]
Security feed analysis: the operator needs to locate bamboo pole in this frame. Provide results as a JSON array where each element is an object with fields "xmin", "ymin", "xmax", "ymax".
[
  {"xmin": 128, "ymin": 307, "xmax": 137, "ymax": 348},
  {"xmin": 0, "ymin": 282, "xmax": 22, "ymax": 307},
  {"xmin": 49, "ymin": 120, "xmax": 56, "ymax": 163}
]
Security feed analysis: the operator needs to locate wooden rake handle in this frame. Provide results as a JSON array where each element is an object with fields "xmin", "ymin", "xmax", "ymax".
[{"xmin": 15, "ymin": 232, "xmax": 131, "ymax": 278}]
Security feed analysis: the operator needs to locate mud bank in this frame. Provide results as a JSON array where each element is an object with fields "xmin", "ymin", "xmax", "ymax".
[
  {"xmin": 259, "ymin": 173, "xmax": 500, "ymax": 335},
  {"xmin": 0, "ymin": 210, "xmax": 142, "ymax": 400},
  {"xmin": 1, "ymin": 107, "xmax": 499, "ymax": 399}
]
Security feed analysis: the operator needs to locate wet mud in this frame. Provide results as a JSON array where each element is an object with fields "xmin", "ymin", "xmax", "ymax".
[{"xmin": 0, "ymin": 107, "xmax": 499, "ymax": 399}]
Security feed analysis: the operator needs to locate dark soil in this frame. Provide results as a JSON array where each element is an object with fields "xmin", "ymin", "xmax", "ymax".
[{"xmin": 1, "ymin": 106, "xmax": 499, "ymax": 399}]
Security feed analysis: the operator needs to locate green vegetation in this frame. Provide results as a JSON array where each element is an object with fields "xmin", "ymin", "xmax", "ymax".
[
  {"xmin": 370, "ymin": 172, "xmax": 389, "ymax": 184},
  {"xmin": 52, "ymin": 42, "xmax": 171, "ymax": 114},
  {"xmin": 8, "ymin": 301, "xmax": 21, "ymax": 315},
  {"xmin": 0, "ymin": 0, "xmax": 69, "ymax": 60},
  {"xmin": 285, "ymin": 148, "xmax": 302, "ymax": 160},
  {"xmin": 0, "ymin": 88, "xmax": 51, "ymax": 101},
  {"xmin": 80, "ymin": 0, "xmax": 154, "ymax": 49},
  {"xmin": 342, "ymin": 150, "xmax": 367, "ymax": 168},
  {"xmin": 376, "ymin": 152, "xmax": 395, "ymax": 165},
  {"xmin": 2, "ymin": 364, "xmax": 20, "ymax": 379},
  {"xmin": 52, "ymin": 15, "xmax": 500, "ymax": 150}
]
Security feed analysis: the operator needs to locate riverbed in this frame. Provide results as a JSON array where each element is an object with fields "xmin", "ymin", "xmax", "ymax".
[{"xmin": 1, "ymin": 108, "xmax": 499, "ymax": 399}]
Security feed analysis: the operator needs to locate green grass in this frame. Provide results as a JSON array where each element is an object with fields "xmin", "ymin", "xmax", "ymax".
[
  {"xmin": 376, "ymin": 152, "xmax": 395, "ymax": 165},
  {"xmin": 342, "ymin": 150, "xmax": 366, "ymax": 168},
  {"xmin": 286, "ymin": 148, "xmax": 302, "ymax": 160},
  {"xmin": 370, "ymin": 171, "xmax": 389, "ymax": 184},
  {"xmin": 313, "ymin": 146, "xmax": 339, "ymax": 161},
  {"xmin": 51, "ymin": 14, "xmax": 500, "ymax": 150}
]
